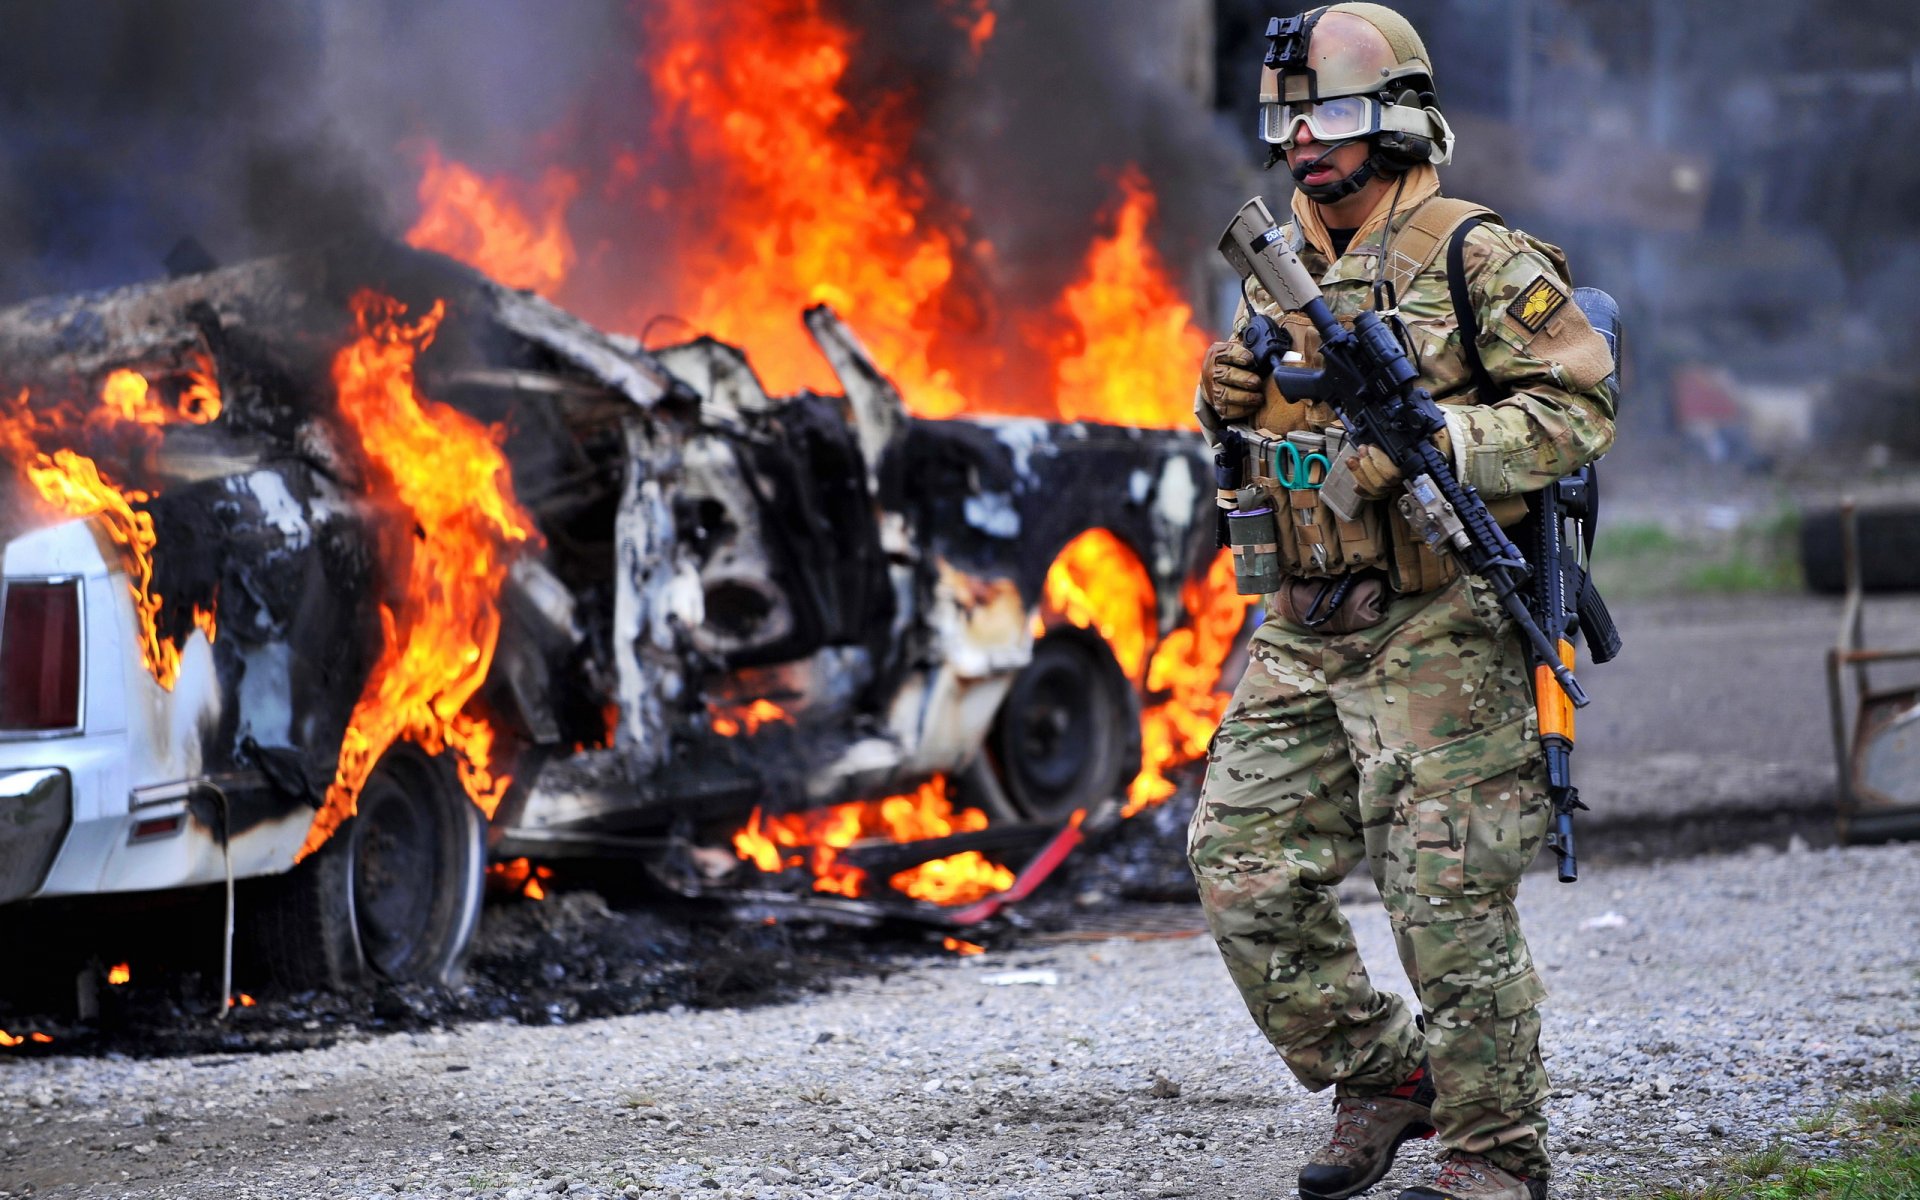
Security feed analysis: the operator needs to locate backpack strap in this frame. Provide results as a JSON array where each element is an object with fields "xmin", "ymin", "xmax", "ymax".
[
  {"xmin": 1377, "ymin": 196, "xmax": 1497, "ymax": 309},
  {"xmin": 1446, "ymin": 215, "xmax": 1501, "ymax": 403}
]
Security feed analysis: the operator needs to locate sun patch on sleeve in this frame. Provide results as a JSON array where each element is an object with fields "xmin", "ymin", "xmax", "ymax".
[{"xmin": 1506, "ymin": 275, "xmax": 1567, "ymax": 335}]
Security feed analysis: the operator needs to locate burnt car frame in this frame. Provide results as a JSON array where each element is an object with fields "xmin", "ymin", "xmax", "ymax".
[{"xmin": 0, "ymin": 242, "xmax": 1218, "ymax": 993}]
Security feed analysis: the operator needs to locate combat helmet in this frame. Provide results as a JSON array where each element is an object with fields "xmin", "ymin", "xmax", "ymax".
[{"xmin": 1258, "ymin": 3, "xmax": 1455, "ymax": 201}]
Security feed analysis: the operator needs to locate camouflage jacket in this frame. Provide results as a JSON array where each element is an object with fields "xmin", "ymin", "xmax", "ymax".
[{"xmin": 1234, "ymin": 195, "xmax": 1617, "ymax": 504}]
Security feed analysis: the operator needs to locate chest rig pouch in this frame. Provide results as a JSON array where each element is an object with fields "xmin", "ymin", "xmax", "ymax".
[{"xmin": 1242, "ymin": 197, "xmax": 1501, "ymax": 595}]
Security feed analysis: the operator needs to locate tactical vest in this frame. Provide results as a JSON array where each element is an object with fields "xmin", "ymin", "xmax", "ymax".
[{"xmin": 1241, "ymin": 196, "xmax": 1549, "ymax": 594}]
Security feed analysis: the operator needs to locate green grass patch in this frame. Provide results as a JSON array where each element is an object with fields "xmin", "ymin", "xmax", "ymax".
[
  {"xmin": 1593, "ymin": 507, "xmax": 1803, "ymax": 599},
  {"xmin": 1643, "ymin": 1090, "xmax": 1920, "ymax": 1199}
]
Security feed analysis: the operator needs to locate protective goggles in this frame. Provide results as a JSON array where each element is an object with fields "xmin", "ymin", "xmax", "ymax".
[{"xmin": 1259, "ymin": 94, "xmax": 1379, "ymax": 147}]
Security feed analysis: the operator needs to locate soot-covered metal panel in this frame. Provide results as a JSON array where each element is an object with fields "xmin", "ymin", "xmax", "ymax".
[{"xmin": 0, "ymin": 240, "xmax": 1219, "ymax": 923}]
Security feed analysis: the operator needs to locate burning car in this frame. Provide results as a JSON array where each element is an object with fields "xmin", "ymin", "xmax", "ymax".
[{"xmin": 0, "ymin": 241, "xmax": 1244, "ymax": 994}]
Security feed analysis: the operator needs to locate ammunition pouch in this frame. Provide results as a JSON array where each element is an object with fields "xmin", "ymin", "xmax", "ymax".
[{"xmin": 1250, "ymin": 430, "xmax": 1389, "ymax": 581}]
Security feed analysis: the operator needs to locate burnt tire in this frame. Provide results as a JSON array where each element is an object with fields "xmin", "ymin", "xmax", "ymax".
[
  {"xmin": 988, "ymin": 627, "xmax": 1140, "ymax": 823},
  {"xmin": 245, "ymin": 745, "xmax": 484, "ymax": 992},
  {"xmin": 1801, "ymin": 504, "xmax": 1920, "ymax": 593}
]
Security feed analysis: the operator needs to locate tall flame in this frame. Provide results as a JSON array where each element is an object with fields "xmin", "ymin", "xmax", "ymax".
[
  {"xmin": 299, "ymin": 291, "xmax": 533, "ymax": 861},
  {"xmin": 642, "ymin": 0, "xmax": 974, "ymax": 416},
  {"xmin": 407, "ymin": 3, "xmax": 1211, "ymax": 431},
  {"xmin": 405, "ymin": 146, "xmax": 579, "ymax": 294},
  {"xmin": 1040, "ymin": 535, "xmax": 1255, "ymax": 817},
  {"xmin": 1041, "ymin": 528, "xmax": 1156, "ymax": 684},
  {"xmin": 1053, "ymin": 168, "xmax": 1213, "ymax": 429},
  {"xmin": 1126, "ymin": 550, "xmax": 1254, "ymax": 816}
]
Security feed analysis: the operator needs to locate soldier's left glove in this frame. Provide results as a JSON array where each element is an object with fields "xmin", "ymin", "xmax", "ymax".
[
  {"xmin": 1346, "ymin": 427, "xmax": 1453, "ymax": 501},
  {"xmin": 1200, "ymin": 341, "xmax": 1264, "ymax": 420}
]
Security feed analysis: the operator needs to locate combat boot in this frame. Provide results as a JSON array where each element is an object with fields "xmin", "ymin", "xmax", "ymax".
[
  {"xmin": 1298, "ymin": 1063, "xmax": 1436, "ymax": 1200},
  {"xmin": 1397, "ymin": 1153, "xmax": 1546, "ymax": 1200}
]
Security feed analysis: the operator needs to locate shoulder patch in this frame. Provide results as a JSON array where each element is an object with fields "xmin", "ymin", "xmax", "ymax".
[{"xmin": 1507, "ymin": 275, "xmax": 1567, "ymax": 334}]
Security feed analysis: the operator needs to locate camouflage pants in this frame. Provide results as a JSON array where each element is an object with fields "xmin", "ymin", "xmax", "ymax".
[{"xmin": 1187, "ymin": 574, "xmax": 1555, "ymax": 1178}]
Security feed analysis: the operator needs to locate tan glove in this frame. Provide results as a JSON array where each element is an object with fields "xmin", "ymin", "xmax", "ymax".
[
  {"xmin": 1347, "ymin": 426, "xmax": 1453, "ymax": 500},
  {"xmin": 1200, "ymin": 340, "xmax": 1263, "ymax": 420}
]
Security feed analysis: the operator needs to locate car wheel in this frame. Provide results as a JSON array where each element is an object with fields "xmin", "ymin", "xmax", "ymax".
[
  {"xmin": 988, "ymin": 626, "xmax": 1140, "ymax": 824},
  {"xmin": 247, "ymin": 744, "xmax": 485, "ymax": 991}
]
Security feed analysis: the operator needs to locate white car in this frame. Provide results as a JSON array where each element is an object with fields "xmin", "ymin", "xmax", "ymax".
[{"xmin": 0, "ymin": 243, "xmax": 1219, "ymax": 995}]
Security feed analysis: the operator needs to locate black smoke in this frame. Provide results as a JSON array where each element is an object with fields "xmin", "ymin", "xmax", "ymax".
[{"xmin": 0, "ymin": 0, "xmax": 632, "ymax": 306}]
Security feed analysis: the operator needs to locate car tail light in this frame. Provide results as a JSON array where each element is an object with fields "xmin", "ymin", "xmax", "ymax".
[{"xmin": 0, "ymin": 580, "xmax": 82, "ymax": 732}]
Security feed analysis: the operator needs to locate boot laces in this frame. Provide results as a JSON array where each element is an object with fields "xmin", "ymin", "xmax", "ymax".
[
  {"xmin": 1435, "ymin": 1155, "xmax": 1494, "ymax": 1190},
  {"xmin": 1326, "ymin": 1096, "xmax": 1378, "ymax": 1152}
]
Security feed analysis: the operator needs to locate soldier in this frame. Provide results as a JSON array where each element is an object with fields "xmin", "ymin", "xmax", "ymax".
[{"xmin": 1187, "ymin": 6, "xmax": 1616, "ymax": 1200}]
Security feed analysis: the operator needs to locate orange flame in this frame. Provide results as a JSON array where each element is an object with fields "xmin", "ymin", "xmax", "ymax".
[
  {"xmin": 17, "ymin": 448, "xmax": 214, "ymax": 690},
  {"xmin": 1039, "ymin": 536, "xmax": 1254, "ymax": 817},
  {"xmin": 731, "ymin": 776, "xmax": 1013, "ymax": 905},
  {"xmin": 1126, "ymin": 550, "xmax": 1254, "ymax": 816},
  {"xmin": 892, "ymin": 849, "xmax": 1012, "ymax": 907},
  {"xmin": 407, "ymin": 7, "xmax": 1209, "ymax": 434},
  {"xmin": 489, "ymin": 856, "xmax": 553, "ymax": 900},
  {"xmin": 99, "ymin": 370, "xmax": 167, "ymax": 424},
  {"xmin": 943, "ymin": 936, "xmax": 986, "ymax": 956},
  {"xmin": 107, "ymin": 963, "xmax": 131, "ymax": 985},
  {"xmin": 234, "ymin": 992, "xmax": 257, "ymax": 1008},
  {"xmin": 943, "ymin": 0, "xmax": 997, "ymax": 55},
  {"xmin": 0, "ymin": 364, "xmax": 224, "ymax": 691},
  {"xmin": 1053, "ymin": 168, "xmax": 1213, "ymax": 429},
  {"xmin": 1041, "ymin": 529, "xmax": 1156, "ymax": 684},
  {"xmin": 642, "ymin": 0, "xmax": 974, "ymax": 417},
  {"xmin": 180, "ymin": 352, "xmax": 224, "ymax": 423},
  {"xmin": 94, "ymin": 355, "xmax": 223, "ymax": 428},
  {"xmin": 405, "ymin": 146, "xmax": 579, "ymax": 293},
  {"xmin": 0, "ymin": 1030, "xmax": 53, "ymax": 1047},
  {"xmin": 299, "ymin": 292, "xmax": 534, "ymax": 861},
  {"xmin": 710, "ymin": 698, "xmax": 792, "ymax": 738}
]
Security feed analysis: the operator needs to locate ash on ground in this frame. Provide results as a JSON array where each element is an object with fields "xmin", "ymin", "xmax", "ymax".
[
  {"xmin": 0, "ymin": 784, "xmax": 1208, "ymax": 1060},
  {"xmin": 0, "ymin": 892, "xmax": 911, "ymax": 1060}
]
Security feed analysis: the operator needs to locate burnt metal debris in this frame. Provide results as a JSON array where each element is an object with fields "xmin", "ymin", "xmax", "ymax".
[{"xmin": 0, "ymin": 240, "xmax": 1221, "ymax": 1004}]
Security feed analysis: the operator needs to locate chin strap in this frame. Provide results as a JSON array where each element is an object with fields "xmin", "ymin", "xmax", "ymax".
[
  {"xmin": 1298, "ymin": 156, "xmax": 1379, "ymax": 202},
  {"xmin": 1283, "ymin": 136, "xmax": 1403, "ymax": 203}
]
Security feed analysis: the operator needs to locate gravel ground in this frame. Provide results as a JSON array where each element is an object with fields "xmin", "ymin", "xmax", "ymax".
[{"xmin": 6, "ymin": 841, "xmax": 1916, "ymax": 1200}]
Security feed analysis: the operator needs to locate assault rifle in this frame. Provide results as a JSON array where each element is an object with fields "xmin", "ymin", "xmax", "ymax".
[
  {"xmin": 1216, "ymin": 196, "xmax": 1590, "ymax": 709},
  {"xmin": 1521, "ymin": 289, "xmax": 1624, "ymax": 881}
]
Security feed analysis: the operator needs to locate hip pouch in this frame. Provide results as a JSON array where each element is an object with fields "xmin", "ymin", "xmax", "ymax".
[{"xmin": 1268, "ymin": 572, "xmax": 1389, "ymax": 634}]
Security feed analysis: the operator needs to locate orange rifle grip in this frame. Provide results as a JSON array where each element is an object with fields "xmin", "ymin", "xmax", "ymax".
[{"xmin": 1534, "ymin": 639, "xmax": 1577, "ymax": 742}]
